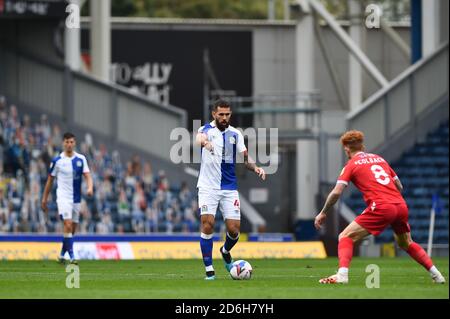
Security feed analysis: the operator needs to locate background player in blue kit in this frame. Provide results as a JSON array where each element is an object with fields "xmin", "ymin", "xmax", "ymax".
[
  {"xmin": 196, "ymin": 100, "xmax": 266, "ymax": 280},
  {"xmin": 41, "ymin": 132, "xmax": 93, "ymax": 264}
]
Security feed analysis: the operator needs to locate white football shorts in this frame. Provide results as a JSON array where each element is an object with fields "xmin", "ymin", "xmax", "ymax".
[
  {"xmin": 57, "ymin": 201, "xmax": 81, "ymax": 223},
  {"xmin": 198, "ymin": 188, "xmax": 241, "ymax": 221}
]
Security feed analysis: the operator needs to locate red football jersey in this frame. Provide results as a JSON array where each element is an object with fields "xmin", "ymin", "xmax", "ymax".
[{"xmin": 337, "ymin": 152, "xmax": 405, "ymax": 207}]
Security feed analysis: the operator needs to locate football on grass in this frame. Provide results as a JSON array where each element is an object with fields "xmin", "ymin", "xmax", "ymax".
[{"xmin": 229, "ymin": 260, "xmax": 253, "ymax": 280}]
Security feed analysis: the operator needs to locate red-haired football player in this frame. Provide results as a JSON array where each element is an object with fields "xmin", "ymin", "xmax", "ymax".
[{"xmin": 315, "ymin": 130, "xmax": 445, "ymax": 284}]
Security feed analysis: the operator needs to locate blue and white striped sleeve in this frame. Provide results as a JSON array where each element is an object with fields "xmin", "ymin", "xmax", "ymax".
[
  {"xmin": 82, "ymin": 155, "xmax": 90, "ymax": 173},
  {"xmin": 237, "ymin": 130, "xmax": 247, "ymax": 153},
  {"xmin": 48, "ymin": 157, "xmax": 59, "ymax": 177}
]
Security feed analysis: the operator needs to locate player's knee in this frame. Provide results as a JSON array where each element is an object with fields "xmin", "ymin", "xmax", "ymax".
[
  {"xmin": 63, "ymin": 221, "xmax": 72, "ymax": 233},
  {"xmin": 397, "ymin": 240, "xmax": 409, "ymax": 250},
  {"xmin": 338, "ymin": 232, "xmax": 349, "ymax": 241},
  {"xmin": 396, "ymin": 236, "xmax": 412, "ymax": 250},
  {"xmin": 338, "ymin": 232, "xmax": 358, "ymax": 243},
  {"xmin": 227, "ymin": 229, "xmax": 239, "ymax": 239},
  {"xmin": 201, "ymin": 221, "xmax": 214, "ymax": 234}
]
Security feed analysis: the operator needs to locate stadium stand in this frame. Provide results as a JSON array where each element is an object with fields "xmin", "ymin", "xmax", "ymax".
[
  {"xmin": 345, "ymin": 121, "xmax": 449, "ymax": 244},
  {"xmin": 0, "ymin": 94, "xmax": 219, "ymax": 234}
]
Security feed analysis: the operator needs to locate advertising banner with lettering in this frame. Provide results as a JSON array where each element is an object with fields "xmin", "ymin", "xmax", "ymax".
[{"xmin": 0, "ymin": 241, "xmax": 326, "ymax": 260}]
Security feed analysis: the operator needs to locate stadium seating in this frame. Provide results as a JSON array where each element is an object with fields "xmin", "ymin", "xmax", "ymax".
[
  {"xmin": 0, "ymin": 95, "xmax": 220, "ymax": 234},
  {"xmin": 345, "ymin": 121, "xmax": 449, "ymax": 244}
]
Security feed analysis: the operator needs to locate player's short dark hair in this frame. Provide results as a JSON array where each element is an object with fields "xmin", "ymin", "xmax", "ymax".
[
  {"xmin": 63, "ymin": 132, "xmax": 76, "ymax": 140},
  {"xmin": 212, "ymin": 99, "xmax": 231, "ymax": 111}
]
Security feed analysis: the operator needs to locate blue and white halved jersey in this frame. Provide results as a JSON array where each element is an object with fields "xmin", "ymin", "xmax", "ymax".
[
  {"xmin": 49, "ymin": 152, "xmax": 90, "ymax": 203},
  {"xmin": 197, "ymin": 121, "xmax": 247, "ymax": 190}
]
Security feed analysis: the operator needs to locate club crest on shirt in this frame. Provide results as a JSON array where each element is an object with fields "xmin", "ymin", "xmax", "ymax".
[
  {"xmin": 201, "ymin": 205, "xmax": 208, "ymax": 212},
  {"xmin": 76, "ymin": 160, "xmax": 82, "ymax": 167},
  {"xmin": 229, "ymin": 136, "xmax": 236, "ymax": 144}
]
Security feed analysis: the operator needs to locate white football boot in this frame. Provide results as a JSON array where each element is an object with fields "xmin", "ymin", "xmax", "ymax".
[
  {"xmin": 319, "ymin": 272, "xmax": 349, "ymax": 284},
  {"xmin": 431, "ymin": 272, "xmax": 446, "ymax": 284}
]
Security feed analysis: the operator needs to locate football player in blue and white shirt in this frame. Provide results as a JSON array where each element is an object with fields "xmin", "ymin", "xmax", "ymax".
[
  {"xmin": 196, "ymin": 99, "xmax": 266, "ymax": 280},
  {"xmin": 41, "ymin": 132, "xmax": 93, "ymax": 264}
]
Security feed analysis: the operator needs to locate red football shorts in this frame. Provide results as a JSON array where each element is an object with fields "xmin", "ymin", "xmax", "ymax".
[{"xmin": 355, "ymin": 202, "xmax": 411, "ymax": 236}]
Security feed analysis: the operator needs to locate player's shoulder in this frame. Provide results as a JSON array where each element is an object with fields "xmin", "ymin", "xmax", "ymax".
[
  {"xmin": 49, "ymin": 153, "xmax": 63, "ymax": 172},
  {"xmin": 343, "ymin": 156, "xmax": 359, "ymax": 172},
  {"xmin": 51, "ymin": 153, "xmax": 63, "ymax": 163},
  {"xmin": 74, "ymin": 152, "xmax": 88, "ymax": 160},
  {"xmin": 198, "ymin": 121, "xmax": 215, "ymax": 134},
  {"xmin": 228, "ymin": 125, "xmax": 243, "ymax": 136},
  {"xmin": 343, "ymin": 157, "xmax": 354, "ymax": 167}
]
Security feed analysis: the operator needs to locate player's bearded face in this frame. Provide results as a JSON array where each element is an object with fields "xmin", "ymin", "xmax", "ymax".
[
  {"xmin": 63, "ymin": 138, "xmax": 76, "ymax": 153},
  {"xmin": 213, "ymin": 107, "xmax": 231, "ymax": 131}
]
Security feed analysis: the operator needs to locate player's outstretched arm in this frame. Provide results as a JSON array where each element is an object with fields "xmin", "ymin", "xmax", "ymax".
[
  {"xmin": 314, "ymin": 183, "xmax": 346, "ymax": 229},
  {"xmin": 41, "ymin": 175, "xmax": 54, "ymax": 213},
  {"xmin": 84, "ymin": 172, "xmax": 94, "ymax": 196},
  {"xmin": 242, "ymin": 150, "xmax": 265, "ymax": 180}
]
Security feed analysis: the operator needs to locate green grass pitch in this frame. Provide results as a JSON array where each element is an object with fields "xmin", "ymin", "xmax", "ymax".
[{"xmin": 0, "ymin": 257, "xmax": 447, "ymax": 299}]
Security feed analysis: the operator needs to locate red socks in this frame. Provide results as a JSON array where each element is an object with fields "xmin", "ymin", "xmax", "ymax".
[
  {"xmin": 338, "ymin": 237, "xmax": 354, "ymax": 268},
  {"xmin": 406, "ymin": 242, "xmax": 433, "ymax": 270},
  {"xmin": 338, "ymin": 238, "xmax": 433, "ymax": 271}
]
